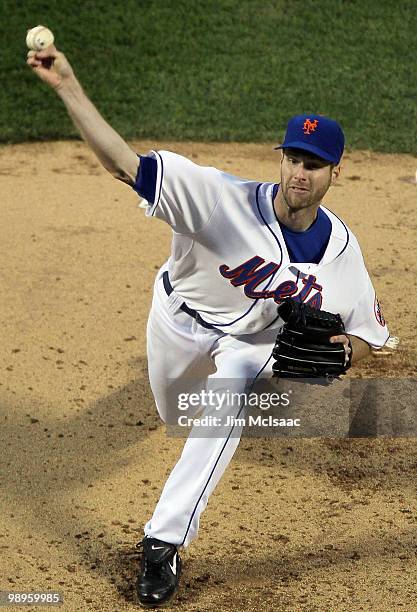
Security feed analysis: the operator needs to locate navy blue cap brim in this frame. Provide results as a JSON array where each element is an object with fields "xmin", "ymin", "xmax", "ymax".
[{"xmin": 274, "ymin": 141, "xmax": 339, "ymax": 164}]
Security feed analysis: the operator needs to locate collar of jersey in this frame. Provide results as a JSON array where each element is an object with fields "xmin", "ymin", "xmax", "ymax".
[{"xmin": 257, "ymin": 183, "xmax": 350, "ymax": 269}]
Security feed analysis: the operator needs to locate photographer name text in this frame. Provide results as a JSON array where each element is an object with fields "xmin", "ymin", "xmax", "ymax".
[{"xmin": 177, "ymin": 415, "xmax": 300, "ymax": 428}]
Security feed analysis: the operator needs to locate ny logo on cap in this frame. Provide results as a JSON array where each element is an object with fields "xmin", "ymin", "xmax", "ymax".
[{"xmin": 303, "ymin": 118, "xmax": 318, "ymax": 134}]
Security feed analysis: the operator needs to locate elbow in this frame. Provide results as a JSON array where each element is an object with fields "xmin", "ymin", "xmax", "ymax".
[
  {"xmin": 109, "ymin": 167, "xmax": 135, "ymax": 186},
  {"xmin": 106, "ymin": 150, "xmax": 139, "ymax": 186},
  {"xmin": 111, "ymin": 155, "xmax": 139, "ymax": 186}
]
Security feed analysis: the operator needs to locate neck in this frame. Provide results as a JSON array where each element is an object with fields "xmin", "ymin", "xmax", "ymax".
[{"xmin": 274, "ymin": 187, "xmax": 320, "ymax": 231}]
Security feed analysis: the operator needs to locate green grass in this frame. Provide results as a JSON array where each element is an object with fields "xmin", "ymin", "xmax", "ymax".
[{"xmin": 1, "ymin": 0, "xmax": 416, "ymax": 152}]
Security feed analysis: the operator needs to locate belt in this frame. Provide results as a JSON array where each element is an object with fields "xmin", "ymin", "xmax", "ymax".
[{"xmin": 162, "ymin": 271, "xmax": 216, "ymax": 330}]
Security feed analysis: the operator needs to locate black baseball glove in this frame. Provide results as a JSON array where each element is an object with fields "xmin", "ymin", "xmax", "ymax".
[{"xmin": 272, "ymin": 298, "xmax": 352, "ymax": 379}]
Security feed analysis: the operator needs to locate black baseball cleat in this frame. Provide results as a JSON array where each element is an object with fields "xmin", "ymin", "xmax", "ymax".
[{"xmin": 136, "ymin": 537, "xmax": 181, "ymax": 607}]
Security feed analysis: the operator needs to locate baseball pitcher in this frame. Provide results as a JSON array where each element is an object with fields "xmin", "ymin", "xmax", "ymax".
[{"xmin": 28, "ymin": 41, "xmax": 390, "ymax": 607}]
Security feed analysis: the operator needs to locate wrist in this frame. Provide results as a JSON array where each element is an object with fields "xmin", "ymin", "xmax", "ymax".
[
  {"xmin": 55, "ymin": 76, "xmax": 83, "ymax": 98},
  {"xmin": 348, "ymin": 334, "xmax": 371, "ymax": 364}
]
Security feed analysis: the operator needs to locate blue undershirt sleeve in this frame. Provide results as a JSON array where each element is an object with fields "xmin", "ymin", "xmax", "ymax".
[{"xmin": 132, "ymin": 155, "xmax": 158, "ymax": 204}]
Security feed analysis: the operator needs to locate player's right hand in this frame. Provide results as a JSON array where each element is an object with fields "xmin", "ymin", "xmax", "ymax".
[{"xmin": 26, "ymin": 46, "xmax": 75, "ymax": 91}]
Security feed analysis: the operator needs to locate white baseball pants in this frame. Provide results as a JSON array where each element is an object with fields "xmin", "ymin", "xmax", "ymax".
[{"xmin": 144, "ymin": 266, "xmax": 276, "ymax": 547}]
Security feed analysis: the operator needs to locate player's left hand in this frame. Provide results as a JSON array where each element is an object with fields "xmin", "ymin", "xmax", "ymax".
[{"xmin": 330, "ymin": 334, "xmax": 352, "ymax": 366}]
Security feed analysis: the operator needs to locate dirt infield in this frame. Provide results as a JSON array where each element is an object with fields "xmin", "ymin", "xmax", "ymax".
[{"xmin": 0, "ymin": 141, "xmax": 416, "ymax": 611}]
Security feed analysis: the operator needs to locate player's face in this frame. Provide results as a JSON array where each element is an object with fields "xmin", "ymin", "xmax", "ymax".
[{"xmin": 280, "ymin": 149, "xmax": 339, "ymax": 211}]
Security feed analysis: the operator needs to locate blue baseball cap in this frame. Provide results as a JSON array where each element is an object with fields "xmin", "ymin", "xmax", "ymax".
[{"xmin": 276, "ymin": 114, "xmax": 345, "ymax": 164}]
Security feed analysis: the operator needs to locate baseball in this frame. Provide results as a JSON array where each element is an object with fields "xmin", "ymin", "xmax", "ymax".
[{"xmin": 26, "ymin": 25, "xmax": 54, "ymax": 51}]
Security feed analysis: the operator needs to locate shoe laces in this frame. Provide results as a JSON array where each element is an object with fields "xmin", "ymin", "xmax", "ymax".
[{"xmin": 136, "ymin": 540, "xmax": 169, "ymax": 578}]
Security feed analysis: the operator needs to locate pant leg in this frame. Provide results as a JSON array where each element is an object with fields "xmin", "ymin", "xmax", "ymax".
[
  {"xmin": 144, "ymin": 327, "xmax": 277, "ymax": 547},
  {"xmin": 146, "ymin": 268, "xmax": 219, "ymax": 422}
]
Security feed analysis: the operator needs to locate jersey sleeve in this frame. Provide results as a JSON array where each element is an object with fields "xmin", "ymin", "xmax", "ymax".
[
  {"xmin": 136, "ymin": 150, "xmax": 223, "ymax": 234},
  {"xmin": 343, "ymin": 273, "xmax": 390, "ymax": 349},
  {"xmin": 134, "ymin": 155, "xmax": 158, "ymax": 203}
]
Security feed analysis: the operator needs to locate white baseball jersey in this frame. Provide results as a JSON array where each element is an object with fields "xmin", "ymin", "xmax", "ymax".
[{"xmin": 143, "ymin": 150, "xmax": 389, "ymax": 348}]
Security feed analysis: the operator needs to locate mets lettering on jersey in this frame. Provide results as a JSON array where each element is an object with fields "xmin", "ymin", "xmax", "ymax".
[
  {"xmin": 219, "ymin": 256, "xmax": 323, "ymax": 309},
  {"xmin": 139, "ymin": 150, "xmax": 388, "ymax": 347}
]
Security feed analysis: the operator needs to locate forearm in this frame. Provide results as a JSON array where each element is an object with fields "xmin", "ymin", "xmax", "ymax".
[
  {"xmin": 348, "ymin": 334, "xmax": 371, "ymax": 364},
  {"xmin": 56, "ymin": 78, "xmax": 139, "ymax": 184}
]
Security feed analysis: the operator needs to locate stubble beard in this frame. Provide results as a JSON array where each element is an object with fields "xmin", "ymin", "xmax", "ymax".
[
  {"xmin": 281, "ymin": 182, "xmax": 314, "ymax": 212},
  {"xmin": 281, "ymin": 176, "xmax": 331, "ymax": 213}
]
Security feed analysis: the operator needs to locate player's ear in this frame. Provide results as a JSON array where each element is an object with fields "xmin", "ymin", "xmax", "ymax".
[{"xmin": 331, "ymin": 163, "xmax": 341, "ymax": 184}]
